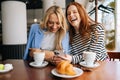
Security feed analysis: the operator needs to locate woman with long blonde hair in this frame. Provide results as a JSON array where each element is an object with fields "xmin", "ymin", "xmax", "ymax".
[{"xmin": 23, "ymin": 5, "xmax": 69, "ymax": 62}]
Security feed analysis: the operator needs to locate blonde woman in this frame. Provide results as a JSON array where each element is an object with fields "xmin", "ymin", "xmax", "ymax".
[{"xmin": 23, "ymin": 5, "xmax": 69, "ymax": 62}]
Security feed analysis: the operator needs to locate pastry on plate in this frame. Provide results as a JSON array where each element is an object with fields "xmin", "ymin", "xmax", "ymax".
[{"xmin": 56, "ymin": 60, "xmax": 76, "ymax": 76}]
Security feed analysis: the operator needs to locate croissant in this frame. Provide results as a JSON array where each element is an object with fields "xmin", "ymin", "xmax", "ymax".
[{"xmin": 56, "ymin": 60, "xmax": 76, "ymax": 76}]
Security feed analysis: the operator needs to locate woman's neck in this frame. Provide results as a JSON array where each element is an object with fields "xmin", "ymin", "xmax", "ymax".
[{"xmin": 74, "ymin": 26, "xmax": 79, "ymax": 34}]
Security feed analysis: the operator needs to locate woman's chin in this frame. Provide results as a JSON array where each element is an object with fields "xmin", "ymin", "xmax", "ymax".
[{"xmin": 50, "ymin": 30, "xmax": 57, "ymax": 33}]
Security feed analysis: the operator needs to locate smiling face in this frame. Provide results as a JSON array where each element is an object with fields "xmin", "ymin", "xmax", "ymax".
[
  {"xmin": 67, "ymin": 5, "xmax": 81, "ymax": 28},
  {"xmin": 47, "ymin": 13, "xmax": 61, "ymax": 33}
]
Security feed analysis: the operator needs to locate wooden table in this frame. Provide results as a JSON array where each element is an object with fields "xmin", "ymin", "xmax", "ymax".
[{"xmin": 0, "ymin": 59, "xmax": 120, "ymax": 80}]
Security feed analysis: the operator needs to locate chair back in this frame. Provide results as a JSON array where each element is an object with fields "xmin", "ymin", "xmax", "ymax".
[{"xmin": 107, "ymin": 52, "xmax": 120, "ymax": 61}]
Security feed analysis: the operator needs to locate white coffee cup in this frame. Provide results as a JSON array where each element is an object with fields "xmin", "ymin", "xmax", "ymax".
[
  {"xmin": 83, "ymin": 51, "xmax": 96, "ymax": 66},
  {"xmin": 33, "ymin": 51, "xmax": 45, "ymax": 65}
]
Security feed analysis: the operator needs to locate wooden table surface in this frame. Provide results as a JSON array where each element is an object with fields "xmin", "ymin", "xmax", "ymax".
[{"xmin": 0, "ymin": 59, "xmax": 120, "ymax": 80}]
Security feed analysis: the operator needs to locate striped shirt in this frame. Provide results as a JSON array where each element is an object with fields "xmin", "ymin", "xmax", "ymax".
[{"xmin": 70, "ymin": 25, "xmax": 108, "ymax": 64}]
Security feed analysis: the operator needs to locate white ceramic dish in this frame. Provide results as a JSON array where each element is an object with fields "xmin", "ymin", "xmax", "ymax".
[
  {"xmin": 29, "ymin": 61, "xmax": 48, "ymax": 68},
  {"xmin": 79, "ymin": 61, "xmax": 100, "ymax": 68},
  {"xmin": 51, "ymin": 67, "xmax": 83, "ymax": 78},
  {"xmin": 0, "ymin": 64, "xmax": 13, "ymax": 73},
  {"xmin": 0, "ymin": 69, "xmax": 12, "ymax": 73}
]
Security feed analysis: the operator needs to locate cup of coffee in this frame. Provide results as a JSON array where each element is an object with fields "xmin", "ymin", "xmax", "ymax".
[
  {"xmin": 33, "ymin": 51, "xmax": 45, "ymax": 65},
  {"xmin": 83, "ymin": 51, "xmax": 96, "ymax": 66}
]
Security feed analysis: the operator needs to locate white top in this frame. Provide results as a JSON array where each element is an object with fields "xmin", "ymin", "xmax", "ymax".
[{"xmin": 40, "ymin": 32, "xmax": 56, "ymax": 50}]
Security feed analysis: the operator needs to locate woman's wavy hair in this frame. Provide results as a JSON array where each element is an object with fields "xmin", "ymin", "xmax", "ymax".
[
  {"xmin": 66, "ymin": 2, "xmax": 100, "ymax": 43},
  {"xmin": 40, "ymin": 5, "xmax": 68, "ymax": 50}
]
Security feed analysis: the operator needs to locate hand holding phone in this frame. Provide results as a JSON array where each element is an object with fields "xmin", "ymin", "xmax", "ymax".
[{"xmin": 57, "ymin": 54, "xmax": 72, "ymax": 62}]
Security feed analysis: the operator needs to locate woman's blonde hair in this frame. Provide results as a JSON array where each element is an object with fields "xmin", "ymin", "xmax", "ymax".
[{"xmin": 40, "ymin": 5, "xmax": 68, "ymax": 50}]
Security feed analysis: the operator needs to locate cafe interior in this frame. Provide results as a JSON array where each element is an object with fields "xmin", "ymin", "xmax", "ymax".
[
  {"xmin": 0, "ymin": 0, "xmax": 120, "ymax": 59},
  {"xmin": 1, "ymin": 0, "xmax": 119, "ymax": 60},
  {"xmin": 0, "ymin": 0, "xmax": 120, "ymax": 80},
  {"xmin": 0, "ymin": 0, "xmax": 119, "ymax": 58}
]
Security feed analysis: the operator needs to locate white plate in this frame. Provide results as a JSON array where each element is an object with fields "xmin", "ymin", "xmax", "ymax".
[
  {"xmin": 0, "ymin": 68, "xmax": 13, "ymax": 73},
  {"xmin": 79, "ymin": 61, "xmax": 100, "ymax": 68},
  {"xmin": 29, "ymin": 61, "xmax": 48, "ymax": 68},
  {"xmin": 51, "ymin": 67, "xmax": 83, "ymax": 78},
  {"xmin": 0, "ymin": 64, "xmax": 13, "ymax": 73}
]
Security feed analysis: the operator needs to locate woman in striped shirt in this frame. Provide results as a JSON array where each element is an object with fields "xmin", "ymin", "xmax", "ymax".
[{"xmin": 54, "ymin": 2, "xmax": 108, "ymax": 64}]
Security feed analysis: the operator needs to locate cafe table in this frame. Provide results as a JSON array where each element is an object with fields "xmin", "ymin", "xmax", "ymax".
[{"xmin": 0, "ymin": 59, "xmax": 120, "ymax": 80}]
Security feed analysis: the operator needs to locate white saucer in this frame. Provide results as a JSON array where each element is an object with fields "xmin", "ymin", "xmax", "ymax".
[
  {"xmin": 0, "ymin": 64, "xmax": 13, "ymax": 73},
  {"xmin": 79, "ymin": 61, "xmax": 100, "ymax": 68},
  {"xmin": 51, "ymin": 67, "xmax": 83, "ymax": 78},
  {"xmin": 0, "ymin": 68, "xmax": 12, "ymax": 73},
  {"xmin": 29, "ymin": 61, "xmax": 48, "ymax": 68}
]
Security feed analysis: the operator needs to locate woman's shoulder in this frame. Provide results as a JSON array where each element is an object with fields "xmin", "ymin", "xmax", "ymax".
[
  {"xmin": 31, "ymin": 24, "xmax": 40, "ymax": 29},
  {"xmin": 65, "ymin": 31, "xmax": 69, "ymax": 37},
  {"xmin": 91, "ymin": 23, "xmax": 104, "ymax": 31},
  {"xmin": 30, "ymin": 23, "xmax": 43, "ymax": 32}
]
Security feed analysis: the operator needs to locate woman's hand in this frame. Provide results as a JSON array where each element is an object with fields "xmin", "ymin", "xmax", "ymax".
[
  {"xmin": 51, "ymin": 54, "xmax": 72, "ymax": 65},
  {"xmin": 44, "ymin": 50, "xmax": 55, "ymax": 60},
  {"xmin": 58, "ymin": 54, "xmax": 72, "ymax": 62}
]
